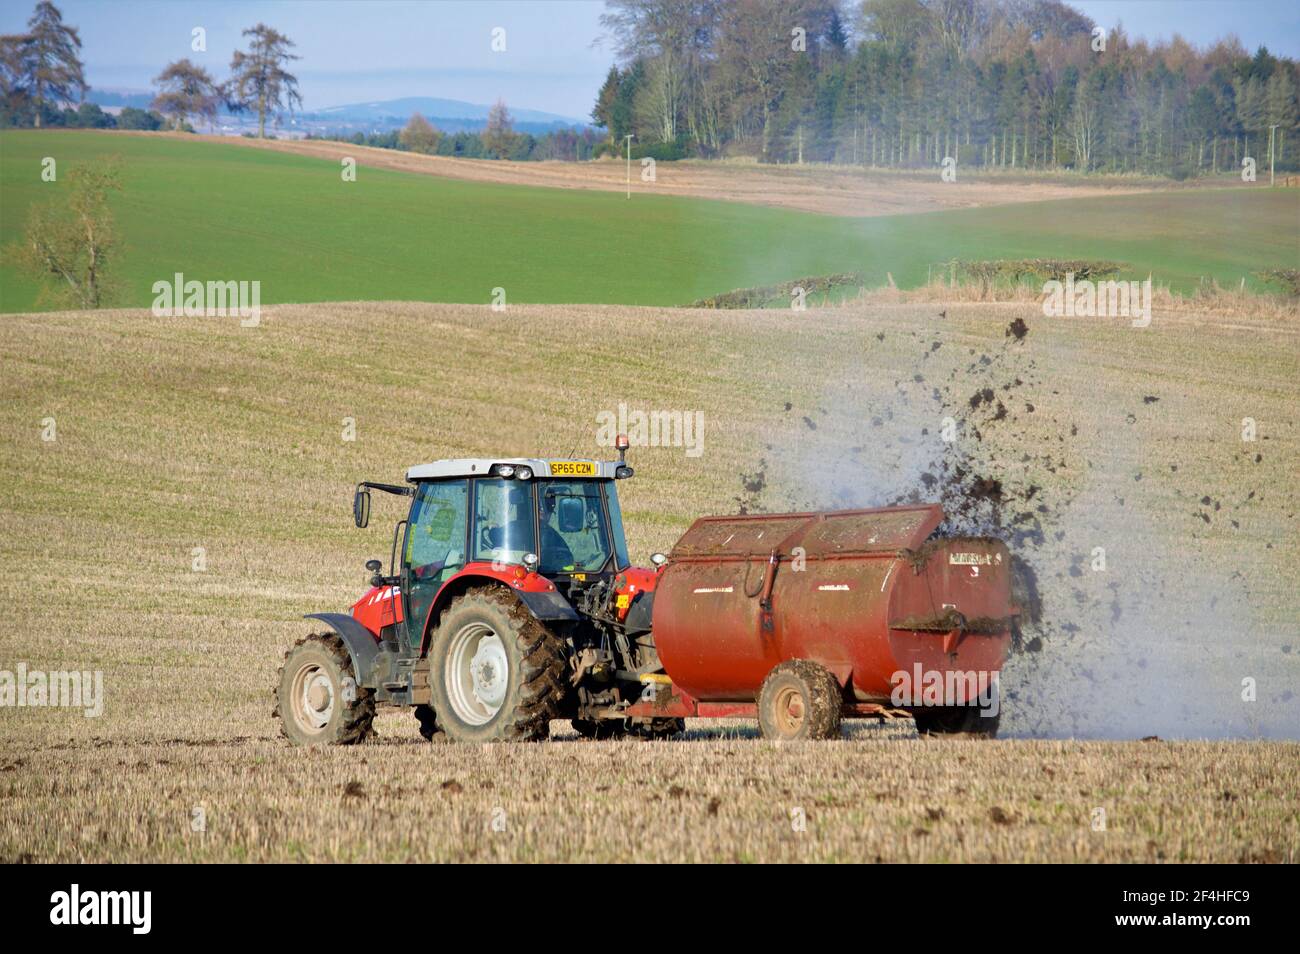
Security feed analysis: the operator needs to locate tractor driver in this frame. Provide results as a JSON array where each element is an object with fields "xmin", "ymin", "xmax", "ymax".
[
  {"xmin": 538, "ymin": 487, "xmax": 576, "ymax": 571},
  {"xmin": 480, "ymin": 479, "xmax": 534, "ymax": 562}
]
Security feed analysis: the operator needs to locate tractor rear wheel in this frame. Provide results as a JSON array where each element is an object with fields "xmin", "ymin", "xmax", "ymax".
[
  {"xmin": 428, "ymin": 587, "xmax": 568, "ymax": 743},
  {"xmin": 757, "ymin": 660, "xmax": 842, "ymax": 741},
  {"xmin": 275, "ymin": 633, "xmax": 375, "ymax": 746}
]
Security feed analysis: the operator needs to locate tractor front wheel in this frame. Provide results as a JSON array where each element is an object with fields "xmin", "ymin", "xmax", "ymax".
[
  {"xmin": 274, "ymin": 633, "xmax": 375, "ymax": 746},
  {"xmin": 757, "ymin": 660, "xmax": 842, "ymax": 741},
  {"xmin": 428, "ymin": 587, "xmax": 568, "ymax": 743}
]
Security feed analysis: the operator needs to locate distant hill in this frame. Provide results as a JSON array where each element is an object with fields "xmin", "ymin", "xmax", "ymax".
[
  {"xmin": 85, "ymin": 90, "xmax": 593, "ymax": 136},
  {"xmin": 301, "ymin": 97, "xmax": 592, "ymax": 135},
  {"xmin": 87, "ymin": 88, "xmax": 154, "ymax": 110},
  {"xmin": 307, "ymin": 96, "xmax": 588, "ymax": 128}
]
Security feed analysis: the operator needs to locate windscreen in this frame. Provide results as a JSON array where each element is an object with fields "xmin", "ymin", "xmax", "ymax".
[
  {"xmin": 472, "ymin": 478, "xmax": 537, "ymax": 566},
  {"xmin": 537, "ymin": 480, "xmax": 614, "ymax": 575}
]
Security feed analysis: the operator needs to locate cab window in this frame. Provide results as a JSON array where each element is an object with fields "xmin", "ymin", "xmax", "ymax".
[
  {"xmin": 539, "ymin": 480, "xmax": 613, "ymax": 575},
  {"xmin": 604, "ymin": 483, "xmax": 630, "ymax": 570},
  {"xmin": 405, "ymin": 480, "xmax": 469, "ymax": 586},
  {"xmin": 472, "ymin": 478, "xmax": 536, "ymax": 565}
]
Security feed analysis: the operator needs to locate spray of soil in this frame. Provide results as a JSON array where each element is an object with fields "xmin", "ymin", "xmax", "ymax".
[{"xmin": 736, "ymin": 314, "xmax": 1295, "ymax": 739}]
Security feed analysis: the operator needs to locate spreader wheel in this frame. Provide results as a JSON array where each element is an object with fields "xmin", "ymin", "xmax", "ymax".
[
  {"xmin": 757, "ymin": 660, "xmax": 843, "ymax": 741},
  {"xmin": 274, "ymin": 633, "xmax": 375, "ymax": 746}
]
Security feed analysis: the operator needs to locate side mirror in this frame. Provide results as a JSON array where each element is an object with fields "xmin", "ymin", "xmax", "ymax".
[{"xmin": 353, "ymin": 486, "xmax": 371, "ymax": 528}]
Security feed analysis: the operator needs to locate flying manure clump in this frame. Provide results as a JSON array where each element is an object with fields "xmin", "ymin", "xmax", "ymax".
[{"xmin": 747, "ymin": 315, "xmax": 1074, "ymax": 660}]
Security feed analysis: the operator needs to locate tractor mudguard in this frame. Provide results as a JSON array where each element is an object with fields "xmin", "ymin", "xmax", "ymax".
[
  {"xmin": 516, "ymin": 588, "xmax": 580, "ymax": 622},
  {"xmin": 305, "ymin": 612, "xmax": 381, "ymax": 687},
  {"xmin": 624, "ymin": 590, "xmax": 654, "ymax": 634}
]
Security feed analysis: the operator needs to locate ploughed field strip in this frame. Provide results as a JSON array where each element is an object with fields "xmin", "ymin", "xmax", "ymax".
[{"xmin": 193, "ymin": 132, "xmax": 1176, "ymax": 217}]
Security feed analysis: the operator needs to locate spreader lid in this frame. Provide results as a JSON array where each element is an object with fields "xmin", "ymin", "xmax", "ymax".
[{"xmin": 669, "ymin": 504, "xmax": 943, "ymax": 560}]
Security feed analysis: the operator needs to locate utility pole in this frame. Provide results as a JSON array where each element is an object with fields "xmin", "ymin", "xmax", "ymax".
[
  {"xmin": 625, "ymin": 134, "xmax": 635, "ymax": 199},
  {"xmin": 1268, "ymin": 124, "xmax": 1280, "ymax": 185}
]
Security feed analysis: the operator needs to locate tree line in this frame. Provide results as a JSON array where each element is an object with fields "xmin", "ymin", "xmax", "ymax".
[
  {"xmin": 1, "ymin": 1, "xmax": 302, "ymax": 136},
  {"xmin": 311, "ymin": 102, "xmax": 606, "ymax": 162},
  {"xmin": 591, "ymin": 0, "xmax": 1300, "ymax": 175}
]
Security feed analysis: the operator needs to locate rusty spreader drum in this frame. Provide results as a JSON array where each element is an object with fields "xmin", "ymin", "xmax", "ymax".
[{"xmin": 651, "ymin": 505, "xmax": 1016, "ymax": 705}]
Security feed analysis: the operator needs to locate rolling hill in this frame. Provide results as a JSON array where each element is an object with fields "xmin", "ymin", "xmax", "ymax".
[{"xmin": 1, "ymin": 130, "xmax": 1297, "ymax": 314}]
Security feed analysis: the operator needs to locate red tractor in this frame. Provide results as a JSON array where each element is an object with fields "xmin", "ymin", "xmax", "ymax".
[{"xmin": 275, "ymin": 441, "xmax": 1016, "ymax": 745}]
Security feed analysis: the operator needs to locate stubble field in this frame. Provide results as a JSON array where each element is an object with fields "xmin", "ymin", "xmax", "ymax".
[{"xmin": 1, "ymin": 299, "xmax": 1296, "ymax": 862}]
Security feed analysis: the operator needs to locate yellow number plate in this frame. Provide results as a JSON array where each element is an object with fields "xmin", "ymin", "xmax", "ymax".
[{"xmin": 549, "ymin": 461, "xmax": 596, "ymax": 477}]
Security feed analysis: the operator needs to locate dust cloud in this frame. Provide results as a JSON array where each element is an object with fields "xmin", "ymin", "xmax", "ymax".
[{"xmin": 733, "ymin": 314, "xmax": 1294, "ymax": 739}]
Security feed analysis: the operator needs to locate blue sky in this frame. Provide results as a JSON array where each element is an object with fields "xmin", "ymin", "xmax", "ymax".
[
  {"xmin": 1072, "ymin": 1, "xmax": 1299, "ymax": 57},
  {"xmin": 0, "ymin": 0, "xmax": 613, "ymax": 119},
  {"xmin": 1, "ymin": 1, "xmax": 1296, "ymax": 119}
]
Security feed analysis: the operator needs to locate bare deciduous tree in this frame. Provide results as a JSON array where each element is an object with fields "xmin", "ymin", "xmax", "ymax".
[
  {"xmin": 482, "ymin": 99, "xmax": 515, "ymax": 158},
  {"xmin": 0, "ymin": 34, "xmax": 25, "ymax": 101},
  {"xmin": 8, "ymin": 159, "xmax": 123, "ymax": 309},
  {"xmin": 399, "ymin": 112, "xmax": 441, "ymax": 154}
]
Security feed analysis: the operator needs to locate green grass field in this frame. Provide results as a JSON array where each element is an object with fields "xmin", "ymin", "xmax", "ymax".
[{"xmin": 1, "ymin": 130, "xmax": 1296, "ymax": 313}]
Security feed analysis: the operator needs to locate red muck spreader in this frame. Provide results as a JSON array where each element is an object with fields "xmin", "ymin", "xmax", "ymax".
[
  {"xmin": 274, "ymin": 441, "xmax": 1016, "ymax": 746},
  {"xmin": 642, "ymin": 505, "xmax": 1014, "ymax": 737}
]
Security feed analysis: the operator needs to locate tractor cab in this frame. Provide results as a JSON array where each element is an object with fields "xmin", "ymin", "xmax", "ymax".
[
  {"xmin": 405, "ymin": 458, "xmax": 632, "ymax": 581},
  {"xmin": 349, "ymin": 452, "xmax": 637, "ymax": 657}
]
